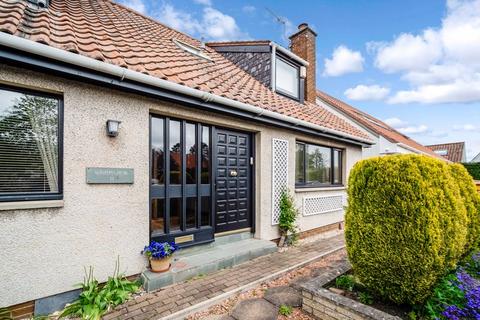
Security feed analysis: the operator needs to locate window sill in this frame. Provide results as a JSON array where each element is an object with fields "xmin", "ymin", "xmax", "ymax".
[
  {"xmin": 0, "ymin": 200, "xmax": 64, "ymax": 211},
  {"xmin": 295, "ymin": 186, "xmax": 346, "ymax": 193}
]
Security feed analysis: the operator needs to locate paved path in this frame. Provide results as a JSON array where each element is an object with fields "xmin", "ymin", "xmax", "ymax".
[{"xmin": 104, "ymin": 234, "xmax": 345, "ymax": 320}]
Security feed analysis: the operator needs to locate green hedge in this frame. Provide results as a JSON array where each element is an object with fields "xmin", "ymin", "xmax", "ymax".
[
  {"xmin": 345, "ymin": 154, "xmax": 468, "ymax": 305},
  {"xmin": 449, "ymin": 163, "xmax": 480, "ymax": 251},
  {"xmin": 462, "ymin": 162, "xmax": 480, "ymax": 180}
]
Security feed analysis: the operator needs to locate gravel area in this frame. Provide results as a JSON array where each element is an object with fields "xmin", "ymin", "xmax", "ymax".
[{"xmin": 187, "ymin": 249, "xmax": 347, "ymax": 320}]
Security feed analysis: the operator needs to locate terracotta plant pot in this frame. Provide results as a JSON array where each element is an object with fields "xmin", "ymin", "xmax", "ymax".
[{"xmin": 150, "ymin": 256, "xmax": 172, "ymax": 273}]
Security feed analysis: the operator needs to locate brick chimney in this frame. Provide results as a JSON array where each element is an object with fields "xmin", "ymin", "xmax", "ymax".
[{"xmin": 289, "ymin": 23, "xmax": 317, "ymax": 103}]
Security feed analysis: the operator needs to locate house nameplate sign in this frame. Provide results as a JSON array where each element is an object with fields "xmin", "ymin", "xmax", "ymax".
[{"xmin": 86, "ymin": 167, "xmax": 134, "ymax": 184}]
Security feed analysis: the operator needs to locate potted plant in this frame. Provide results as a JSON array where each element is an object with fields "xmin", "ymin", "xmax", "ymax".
[{"xmin": 142, "ymin": 241, "xmax": 178, "ymax": 273}]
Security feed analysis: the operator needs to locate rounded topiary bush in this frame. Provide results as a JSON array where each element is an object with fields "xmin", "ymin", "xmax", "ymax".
[
  {"xmin": 449, "ymin": 163, "xmax": 480, "ymax": 252},
  {"xmin": 345, "ymin": 154, "xmax": 468, "ymax": 305}
]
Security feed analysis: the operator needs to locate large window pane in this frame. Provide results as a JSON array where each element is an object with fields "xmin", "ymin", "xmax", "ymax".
[
  {"xmin": 0, "ymin": 87, "xmax": 59, "ymax": 196},
  {"xmin": 169, "ymin": 120, "xmax": 181, "ymax": 184},
  {"xmin": 185, "ymin": 123, "xmax": 196, "ymax": 184},
  {"xmin": 333, "ymin": 150, "xmax": 342, "ymax": 184},
  {"xmin": 295, "ymin": 143, "xmax": 305, "ymax": 184},
  {"xmin": 186, "ymin": 197, "xmax": 196, "ymax": 229},
  {"xmin": 201, "ymin": 126, "xmax": 210, "ymax": 184},
  {"xmin": 151, "ymin": 117, "xmax": 164, "ymax": 185},
  {"xmin": 306, "ymin": 145, "xmax": 331, "ymax": 184},
  {"xmin": 275, "ymin": 57, "xmax": 299, "ymax": 98},
  {"xmin": 151, "ymin": 199, "xmax": 165, "ymax": 234},
  {"xmin": 170, "ymin": 198, "xmax": 182, "ymax": 232}
]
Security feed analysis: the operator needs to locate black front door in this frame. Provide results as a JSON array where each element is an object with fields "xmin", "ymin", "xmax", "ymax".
[{"xmin": 214, "ymin": 129, "xmax": 252, "ymax": 233}]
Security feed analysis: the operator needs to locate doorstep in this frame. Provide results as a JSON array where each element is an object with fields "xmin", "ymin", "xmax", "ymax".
[{"xmin": 141, "ymin": 232, "xmax": 278, "ymax": 292}]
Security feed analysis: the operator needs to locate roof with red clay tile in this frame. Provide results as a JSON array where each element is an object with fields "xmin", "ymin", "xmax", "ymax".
[
  {"xmin": 0, "ymin": 0, "xmax": 371, "ymax": 143},
  {"xmin": 426, "ymin": 142, "xmax": 466, "ymax": 162},
  {"xmin": 316, "ymin": 90, "xmax": 442, "ymax": 158}
]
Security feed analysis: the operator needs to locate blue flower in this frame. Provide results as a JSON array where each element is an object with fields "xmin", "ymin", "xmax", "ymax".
[{"xmin": 141, "ymin": 241, "xmax": 179, "ymax": 260}]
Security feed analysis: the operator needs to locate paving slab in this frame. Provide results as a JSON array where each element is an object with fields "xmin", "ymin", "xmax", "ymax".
[
  {"xmin": 230, "ymin": 299, "xmax": 278, "ymax": 320},
  {"xmin": 263, "ymin": 286, "xmax": 302, "ymax": 307}
]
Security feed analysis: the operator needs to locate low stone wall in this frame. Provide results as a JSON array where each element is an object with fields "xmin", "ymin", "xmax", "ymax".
[
  {"xmin": 302, "ymin": 289, "xmax": 400, "ymax": 320},
  {"xmin": 299, "ymin": 260, "xmax": 401, "ymax": 320}
]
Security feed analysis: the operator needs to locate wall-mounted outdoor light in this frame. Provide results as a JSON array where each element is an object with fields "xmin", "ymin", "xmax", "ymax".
[{"xmin": 106, "ymin": 120, "xmax": 121, "ymax": 137}]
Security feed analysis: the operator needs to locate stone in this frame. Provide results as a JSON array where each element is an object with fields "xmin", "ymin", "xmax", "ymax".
[
  {"xmin": 263, "ymin": 286, "xmax": 302, "ymax": 307},
  {"xmin": 231, "ymin": 299, "xmax": 278, "ymax": 320},
  {"xmin": 202, "ymin": 315, "xmax": 235, "ymax": 320}
]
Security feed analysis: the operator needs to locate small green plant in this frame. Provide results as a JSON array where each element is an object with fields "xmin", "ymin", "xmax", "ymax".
[
  {"xmin": 358, "ymin": 291, "xmax": 374, "ymax": 305},
  {"xmin": 60, "ymin": 258, "xmax": 139, "ymax": 320},
  {"xmin": 0, "ymin": 308, "xmax": 12, "ymax": 320},
  {"xmin": 423, "ymin": 273, "xmax": 465, "ymax": 319},
  {"xmin": 335, "ymin": 275, "xmax": 355, "ymax": 291},
  {"xmin": 279, "ymin": 190, "xmax": 299, "ymax": 246},
  {"xmin": 278, "ymin": 305, "xmax": 293, "ymax": 316},
  {"xmin": 407, "ymin": 310, "xmax": 417, "ymax": 320}
]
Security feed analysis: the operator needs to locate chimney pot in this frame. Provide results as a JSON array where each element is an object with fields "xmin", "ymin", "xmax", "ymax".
[{"xmin": 298, "ymin": 23, "xmax": 309, "ymax": 30}]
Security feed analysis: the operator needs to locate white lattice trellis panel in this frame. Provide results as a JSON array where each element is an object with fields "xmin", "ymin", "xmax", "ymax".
[
  {"xmin": 303, "ymin": 195, "xmax": 344, "ymax": 216},
  {"xmin": 271, "ymin": 139, "xmax": 289, "ymax": 225}
]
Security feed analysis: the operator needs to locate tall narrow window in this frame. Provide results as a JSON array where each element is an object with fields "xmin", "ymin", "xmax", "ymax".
[
  {"xmin": 295, "ymin": 143, "xmax": 305, "ymax": 184},
  {"xmin": 0, "ymin": 86, "xmax": 61, "ymax": 201},
  {"xmin": 169, "ymin": 120, "xmax": 181, "ymax": 184},
  {"xmin": 151, "ymin": 117, "xmax": 164, "ymax": 185},
  {"xmin": 201, "ymin": 126, "xmax": 210, "ymax": 184},
  {"xmin": 333, "ymin": 149, "xmax": 342, "ymax": 184},
  {"xmin": 185, "ymin": 123, "xmax": 196, "ymax": 184}
]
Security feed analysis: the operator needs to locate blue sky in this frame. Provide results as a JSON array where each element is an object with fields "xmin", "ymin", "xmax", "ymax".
[{"xmin": 118, "ymin": 0, "xmax": 480, "ymax": 160}]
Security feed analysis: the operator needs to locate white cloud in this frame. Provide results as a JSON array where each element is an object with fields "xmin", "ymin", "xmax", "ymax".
[
  {"xmin": 193, "ymin": 0, "xmax": 212, "ymax": 6},
  {"xmin": 383, "ymin": 117, "xmax": 429, "ymax": 135},
  {"xmin": 156, "ymin": 4, "xmax": 248, "ymax": 41},
  {"xmin": 118, "ymin": 0, "xmax": 146, "ymax": 14},
  {"xmin": 370, "ymin": 30, "xmax": 442, "ymax": 73},
  {"xmin": 242, "ymin": 5, "xmax": 256, "ymax": 13},
  {"xmin": 371, "ymin": 0, "xmax": 480, "ymax": 104},
  {"xmin": 344, "ymin": 85, "xmax": 390, "ymax": 101},
  {"xmin": 384, "ymin": 117, "xmax": 408, "ymax": 128},
  {"xmin": 323, "ymin": 45, "xmax": 364, "ymax": 77},
  {"xmin": 453, "ymin": 124, "xmax": 478, "ymax": 131},
  {"xmin": 398, "ymin": 125, "xmax": 429, "ymax": 134}
]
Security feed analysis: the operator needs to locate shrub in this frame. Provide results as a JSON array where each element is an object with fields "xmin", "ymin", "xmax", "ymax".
[
  {"xmin": 449, "ymin": 163, "xmax": 480, "ymax": 252},
  {"xmin": 279, "ymin": 190, "xmax": 299, "ymax": 245},
  {"xmin": 335, "ymin": 275, "xmax": 355, "ymax": 291},
  {"xmin": 462, "ymin": 162, "xmax": 480, "ymax": 180},
  {"xmin": 345, "ymin": 154, "xmax": 468, "ymax": 305}
]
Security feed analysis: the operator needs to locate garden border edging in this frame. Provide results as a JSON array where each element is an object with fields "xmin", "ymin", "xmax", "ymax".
[{"xmin": 299, "ymin": 264, "xmax": 401, "ymax": 320}]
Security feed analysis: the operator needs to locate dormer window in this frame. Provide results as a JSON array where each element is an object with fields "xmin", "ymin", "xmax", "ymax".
[{"xmin": 275, "ymin": 56, "xmax": 300, "ymax": 99}]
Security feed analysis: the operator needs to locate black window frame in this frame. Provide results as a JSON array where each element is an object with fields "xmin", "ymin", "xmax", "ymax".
[
  {"xmin": 295, "ymin": 141, "xmax": 343, "ymax": 188},
  {"xmin": 0, "ymin": 83, "xmax": 64, "ymax": 202},
  {"xmin": 274, "ymin": 54, "xmax": 301, "ymax": 101}
]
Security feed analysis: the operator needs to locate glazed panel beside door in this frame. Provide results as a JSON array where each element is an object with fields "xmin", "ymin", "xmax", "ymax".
[{"xmin": 215, "ymin": 129, "xmax": 252, "ymax": 233}]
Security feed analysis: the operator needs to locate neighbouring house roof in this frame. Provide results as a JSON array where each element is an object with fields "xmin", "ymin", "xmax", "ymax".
[
  {"xmin": 0, "ymin": 0, "xmax": 371, "ymax": 143},
  {"xmin": 316, "ymin": 90, "xmax": 442, "ymax": 158},
  {"xmin": 426, "ymin": 142, "xmax": 466, "ymax": 163},
  {"xmin": 471, "ymin": 152, "xmax": 480, "ymax": 163}
]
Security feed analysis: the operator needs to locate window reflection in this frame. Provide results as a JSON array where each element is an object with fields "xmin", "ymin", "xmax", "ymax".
[
  {"xmin": 186, "ymin": 197, "xmax": 196, "ymax": 229},
  {"xmin": 151, "ymin": 117, "xmax": 164, "ymax": 184},
  {"xmin": 170, "ymin": 198, "xmax": 182, "ymax": 231},
  {"xmin": 201, "ymin": 196, "xmax": 210, "ymax": 226},
  {"xmin": 151, "ymin": 199, "xmax": 165, "ymax": 234},
  {"xmin": 201, "ymin": 126, "xmax": 210, "ymax": 184},
  {"xmin": 169, "ymin": 120, "xmax": 181, "ymax": 184},
  {"xmin": 186, "ymin": 123, "xmax": 196, "ymax": 184},
  {"xmin": 306, "ymin": 145, "xmax": 331, "ymax": 184}
]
